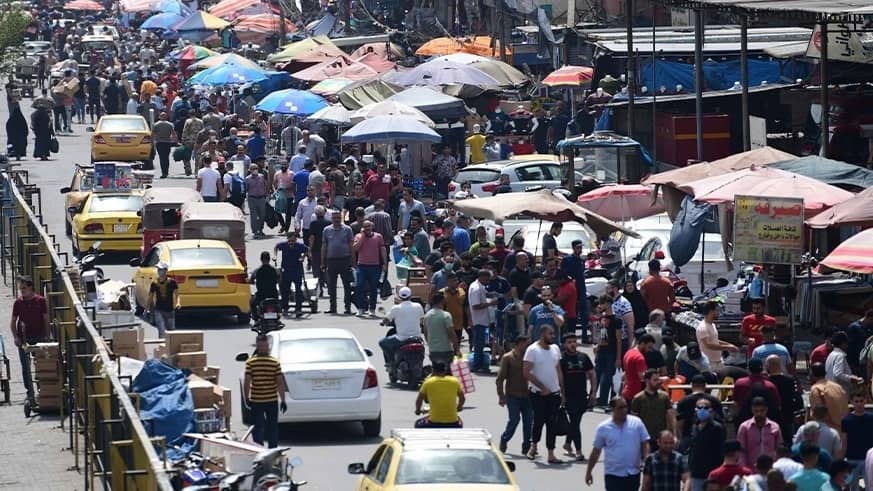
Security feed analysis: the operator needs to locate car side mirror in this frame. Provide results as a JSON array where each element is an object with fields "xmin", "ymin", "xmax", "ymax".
[
  {"xmin": 129, "ymin": 257, "xmax": 141, "ymax": 267},
  {"xmin": 60, "ymin": 186, "xmax": 71, "ymax": 194},
  {"xmin": 347, "ymin": 463, "xmax": 366, "ymax": 475},
  {"xmin": 506, "ymin": 462, "xmax": 516, "ymax": 472},
  {"xmin": 68, "ymin": 206, "xmax": 80, "ymax": 216},
  {"xmin": 364, "ymin": 349, "xmax": 373, "ymax": 357},
  {"xmin": 86, "ymin": 127, "xmax": 95, "ymax": 132},
  {"xmin": 235, "ymin": 352, "xmax": 249, "ymax": 362}
]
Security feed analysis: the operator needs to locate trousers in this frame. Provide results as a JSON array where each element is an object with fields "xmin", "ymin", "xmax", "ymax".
[
  {"xmin": 155, "ymin": 142, "xmax": 172, "ymax": 177},
  {"xmin": 595, "ymin": 350, "xmax": 617, "ymax": 406},
  {"xmin": 153, "ymin": 309, "xmax": 175, "ymax": 338},
  {"xmin": 605, "ymin": 474, "xmax": 641, "ymax": 491},
  {"xmin": 530, "ymin": 391, "xmax": 561, "ymax": 450},
  {"xmin": 355, "ymin": 264, "xmax": 381, "ymax": 312},
  {"xmin": 564, "ymin": 397, "xmax": 587, "ymax": 451},
  {"xmin": 325, "ymin": 257, "xmax": 354, "ymax": 311},
  {"xmin": 250, "ymin": 401, "xmax": 279, "ymax": 448},
  {"xmin": 247, "ymin": 196, "xmax": 267, "ymax": 234},
  {"xmin": 500, "ymin": 395, "xmax": 532, "ymax": 453},
  {"xmin": 279, "ymin": 274, "xmax": 304, "ymax": 312}
]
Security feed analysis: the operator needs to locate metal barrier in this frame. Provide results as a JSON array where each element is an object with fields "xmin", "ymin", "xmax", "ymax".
[{"xmin": 1, "ymin": 170, "xmax": 173, "ymax": 491}]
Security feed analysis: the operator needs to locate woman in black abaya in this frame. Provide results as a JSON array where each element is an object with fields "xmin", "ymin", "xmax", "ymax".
[
  {"xmin": 6, "ymin": 100, "xmax": 28, "ymax": 160},
  {"xmin": 31, "ymin": 106, "xmax": 53, "ymax": 161}
]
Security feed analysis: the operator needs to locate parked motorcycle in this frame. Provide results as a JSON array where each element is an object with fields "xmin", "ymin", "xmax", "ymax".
[
  {"xmin": 380, "ymin": 321, "xmax": 428, "ymax": 388},
  {"xmin": 266, "ymin": 457, "xmax": 306, "ymax": 491},
  {"xmin": 183, "ymin": 446, "xmax": 291, "ymax": 491},
  {"xmin": 251, "ymin": 297, "xmax": 284, "ymax": 335},
  {"xmin": 177, "ymin": 451, "xmax": 227, "ymax": 490},
  {"xmin": 76, "ymin": 240, "xmax": 105, "ymax": 280}
]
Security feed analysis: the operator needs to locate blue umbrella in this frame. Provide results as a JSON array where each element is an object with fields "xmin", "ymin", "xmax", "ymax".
[
  {"xmin": 187, "ymin": 62, "xmax": 268, "ymax": 86},
  {"xmin": 140, "ymin": 12, "xmax": 185, "ymax": 30},
  {"xmin": 254, "ymin": 89, "xmax": 328, "ymax": 116},
  {"xmin": 341, "ymin": 115, "xmax": 442, "ymax": 144}
]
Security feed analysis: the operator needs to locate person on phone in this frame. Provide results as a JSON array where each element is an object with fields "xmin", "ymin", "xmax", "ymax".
[
  {"xmin": 527, "ymin": 286, "xmax": 565, "ymax": 342},
  {"xmin": 148, "ymin": 263, "xmax": 180, "ymax": 337}
]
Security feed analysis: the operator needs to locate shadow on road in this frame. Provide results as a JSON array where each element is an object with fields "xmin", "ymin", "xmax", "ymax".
[{"xmin": 278, "ymin": 421, "xmax": 383, "ymax": 447}]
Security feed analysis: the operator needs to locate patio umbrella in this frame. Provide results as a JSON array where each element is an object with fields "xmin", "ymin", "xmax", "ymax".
[
  {"xmin": 140, "ymin": 11, "xmax": 186, "ymax": 30},
  {"xmin": 819, "ymin": 228, "xmax": 873, "ymax": 274},
  {"xmin": 174, "ymin": 10, "xmax": 229, "ymax": 31},
  {"xmin": 386, "ymin": 86, "xmax": 468, "ymax": 121},
  {"xmin": 577, "ymin": 184, "xmax": 666, "ymax": 221},
  {"xmin": 310, "ymin": 78, "xmax": 354, "ymax": 96},
  {"xmin": 172, "ymin": 45, "xmax": 217, "ymax": 62},
  {"xmin": 678, "ymin": 166, "xmax": 853, "ymax": 215},
  {"xmin": 415, "ymin": 36, "xmax": 509, "ymax": 58},
  {"xmin": 254, "ymin": 88, "xmax": 328, "ymax": 116},
  {"xmin": 189, "ymin": 52, "xmax": 259, "ymax": 70},
  {"xmin": 350, "ymin": 101, "xmax": 434, "ymax": 127},
  {"xmin": 386, "ymin": 59, "xmax": 500, "ymax": 87},
  {"xmin": 543, "ymin": 65, "xmax": 594, "ymax": 87},
  {"xmin": 433, "ymin": 53, "xmax": 528, "ymax": 87},
  {"xmin": 451, "ymin": 189, "xmax": 639, "ymax": 240},
  {"xmin": 291, "ymin": 56, "xmax": 378, "ymax": 82},
  {"xmin": 209, "ymin": 0, "xmax": 262, "ymax": 19},
  {"xmin": 267, "ymin": 36, "xmax": 343, "ymax": 64},
  {"xmin": 65, "ymin": 0, "xmax": 103, "ymax": 10},
  {"xmin": 806, "ymin": 186, "xmax": 873, "ymax": 229},
  {"xmin": 305, "ymin": 104, "xmax": 352, "ymax": 125},
  {"xmin": 234, "ymin": 13, "xmax": 294, "ymax": 34},
  {"xmin": 187, "ymin": 61, "xmax": 267, "ymax": 86},
  {"xmin": 341, "ymin": 115, "xmax": 441, "ymax": 144}
]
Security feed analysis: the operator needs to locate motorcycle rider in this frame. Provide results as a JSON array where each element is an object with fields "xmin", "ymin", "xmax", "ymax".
[
  {"xmin": 379, "ymin": 286, "xmax": 425, "ymax": 366},
  {"xmin": 249, "ymin": 251, "xmax": 280, "ymax": 321},
  {"xmin": 415, "ymin": 360, "xmax": 465, "ymax": 428}
]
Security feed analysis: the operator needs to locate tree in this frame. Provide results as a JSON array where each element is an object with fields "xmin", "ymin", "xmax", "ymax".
[{"xmin": 0, "ymin": 5, "xmax": 32, "ymax": 54}]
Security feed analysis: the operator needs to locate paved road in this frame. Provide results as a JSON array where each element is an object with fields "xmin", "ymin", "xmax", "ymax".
[{"xmin": 11, "ymin": 108, "xmax": 614, "ymax": 490}]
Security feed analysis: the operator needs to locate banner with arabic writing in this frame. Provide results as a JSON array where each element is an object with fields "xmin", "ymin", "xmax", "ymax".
[{"xmin": 733, "ymin": 195, "xmax": 804, "ymax": 265}]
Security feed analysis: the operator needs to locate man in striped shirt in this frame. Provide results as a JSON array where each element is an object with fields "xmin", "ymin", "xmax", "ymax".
[{"xmin": 244, "ymin": 335, "xmax": 288, "ymax": 448}]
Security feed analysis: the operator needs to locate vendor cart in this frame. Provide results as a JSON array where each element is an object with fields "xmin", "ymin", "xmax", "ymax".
[
  {"xmin": 13, "ymin": 57, "xmax": 37, "ymax": 98},
  {"xmin": 23, "ymin": 342, "xmax": 62, "ymax": 417}
]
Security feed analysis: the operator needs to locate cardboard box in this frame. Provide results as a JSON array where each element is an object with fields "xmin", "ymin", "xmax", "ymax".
[
  {"xmin": 115, "ymin": 344, "xmax": 146, "ymax": 361},
  {"xmin": 112, "ymin": 327, "xmax": 143, "ymax": 348},
  {"xmin": 189, "ymin": 378, "xmax": 216, "ymax": 409},
  {"xmin": 174, "ymin": 351, "xmax": 207, "ymax": 369},
  {"xmin": 190, "ymin": 366, "xmax": 220, "ymax": 384},
  {"xmin": 212, "ymin": 385, "xmax": 232, "ymax": 418},
  {"xmin": 405, "ymin": 267, "xmax": 428, "ymax": 284},
  {"xmin": 37, "ymin": 396, "xmax": 61, "ymax": 409},
  {"xmin": 178, "ymin": 343, "xmax": 201, "ymax": 353},
  {"xmin": 152, "ymin": 344, "xmax": 167, "ymax": 360},
  {"xmin": 166, "ymin": 331, "xmax": 204, "ymax": 355},
  {"xmin": 31, "ymin": 343, "xmax": 60, "ymax": 359}
]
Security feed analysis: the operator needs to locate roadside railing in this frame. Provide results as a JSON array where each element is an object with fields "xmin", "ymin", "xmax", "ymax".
[{"xmin": 1, "ymin": 169, "xmax": 173, "ymax": 491}]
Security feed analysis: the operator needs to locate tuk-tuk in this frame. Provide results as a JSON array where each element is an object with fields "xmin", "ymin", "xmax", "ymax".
[
  {"xmin": 178, "ymin": 202, "xmax": 247, "ymax": 267},
  {"xmin": 140, "ymin": 187, "xmax": 203, "ymax": 258}
]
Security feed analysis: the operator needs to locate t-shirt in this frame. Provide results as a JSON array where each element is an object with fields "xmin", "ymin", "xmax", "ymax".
[
  {"xmin": 596, "ymin": 315, "xmax": 621, "ymax": 356},
  {"xmin": 292, "ymin": 170, "xmax": 310, "ymax": 201},
  {"xmin": 561, "ymin": 352, "xmax": 594, "ymax": 401},
  {"xmin": 252, "ymin": 264, "xmax": 279, "ymax": 299},
  {"xmin": 344, "ymin": 197, "xmax": 371, "ymax": 222},
  {"xmin": 275, "ymin": 241, "xmax": 309, "ymax": 276},
  {"xmin": 508, "ymin": 267, "xmax": 531, "ymax": 299},
  {"xmin": 386, "ymin": 301, "xmax": 425, "ymax": 339},
  {"xmin": 741, "ymin": 314, "xmax": 776, "ymax": 357},
  {"xmin": 467, "ymin": 280, "xmax": 491, "ymax": 327},
  {"xmin": 308, "ymin": 218, "xmax": 330, "ymax": 252},
  {"xmin": 810, "ymin": 343, "xmax": 832, "ymax": 365},
  {"xmin": 696, "ymin": 319, "xmax": 723, "ymax": 366},
  {"xmin": 423, "ymin": 308, "xmax": 454, "ymax": 353},
  {"xmin": 398, "ymin": 199, "xmax": 426, "ymax": 230},
  {"xmin": 557, "ymin": 281, "xmax": 577, "ymax": 318},
  {"xmin": 788, "ymin": 469, "xmax": 830, "ymax": 490},
  {"xmin": 841, "ymin": 412, "xmax": 873, "ymax": 460},
  {"xmin": 542, "ymin": 233, "xmax": 558, "ymax": 260},
  {"xmin": 751, "ymin": 341, "xmax": 792, "ymax": 372},
  {"xmin": 149, "ymin": 279, "xmax": 178, "ymax": 312},
  {"xmin": 631, "ymin": 390, "xmax": 672, "ymax": 437},
  {"xmin": 527, "ymin": 302, "xmax": 565, "ymax": 341},
  {"xmin": 622, "ymin": 348, "xmax": 648, "ymax": 400},
  {"xmin": 441, "ymin": 287, "xmax": 466, "ymax": 332},
  {"xmin": 466, "ymin": 133, "xmax": 486, "ymax": 163},
  {"xmin": 419, "ymin": 375, "xmax": 461, "ymax": 423},
  {"xmin": 245, "ymin": 354, "xmax": 281, "ymax": 403},
  {"xmin": 612, "ymin": 295, "xmax": 633, "ymax": 341},
  {"xmin": 640, "ymin": 274, "xmax": 675, "ymax": 314},
  {"xmin": 364, "ymin": 174, "xmax": 391, "ymax": 202},
  {"xmin": 354, "ymin": 232, "xmax": 383, "ymax": 265},
  {"xmin": 12, "ymin": 294, "xmax": 48, "ymax": 339},
  {"xmin": 708, "ymin": 464, "xmax": 752, "ymax": 487},
  {"xmin": 523, "ymin": 285, "xmax": 542, "ymax": 309},
  {"xmin": 323, "ymin": 224, "xmax": 354, "ymax": 259},
  {"xmin": 197, "ymin": 166, "xmax": 221, "ymax": 198},
  {"xmin": 523, "ymin": 342, "xmax": 561, "ymax": 394}
]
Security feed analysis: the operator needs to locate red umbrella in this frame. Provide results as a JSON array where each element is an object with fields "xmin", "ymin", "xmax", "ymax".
[
  {"xmin": 806, "ymin": 186, "xmax": 873, "ymax": 229},
  {"xmin": 820, "ymin": 228, "xmax": 873, "ymax": 274},
  {"xmin": 66, "ymin": 0, "xmax": 103, "ymax": 10},
  {"xmin": 543, "ymin": 65, "xmax": 594, "ymax": 87},
  {"xmin": 577, "ymin": 185, "xmax": 665, "ymax": 221}
]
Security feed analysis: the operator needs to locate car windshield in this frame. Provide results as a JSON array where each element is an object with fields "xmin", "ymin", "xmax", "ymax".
[
  {"xmin": 88, "ymin": 194, "xmax": 143, "ymax": 213},
  {"xmin": 395, "ymin": 449, "xmax": 511, "ymax": 485},
  {"xmin": 456, "ymin": 168, "xmax": 501, "ymax": 184},
  {"xmin": 169, "ymin": 247, "xmax": 236, "ymax": 268},
  {"xmin": 99, "ymin": 118, "xmax": 147, "ymax": 132},
  {"xmin": 278, "ymin": 338, "xmax": 364, "ymax": 363}
]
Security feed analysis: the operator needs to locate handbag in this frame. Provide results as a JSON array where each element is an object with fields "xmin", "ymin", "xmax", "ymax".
[
  {"xmin": 264, "ymin": 202, "xmax": 280, "ymax": 229},
  {"xmin": 379, "ymin": 273, "xmax": 393, "ymax": 300},
  {"xmin": 553, "ymin": 407, "xmax": 571, "ymax": 436},
  {"xmin": 49, "ymin": 136, "xmax": 59, "ymax": 153}
]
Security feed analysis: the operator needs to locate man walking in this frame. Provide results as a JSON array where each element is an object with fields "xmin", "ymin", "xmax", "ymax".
[
  {"xmin": 353, "ymin": 220, "xmax": 387, "ymax": 317},
  {"xmin": 322, "ymin": 211, "xmax": 355, "ymax": 315},
  {"xmin": 11, "ymin": 276, "xmax": 51, "ymax": 403},
  {"xmin": 244, "ymin": 334, "xmax": 288, "ymax": 448},
  {"xmin": 468, "ymin": 269, "xmax": 496, "ymax": 373},
  {"xmin": 423, "ymin": 293, "xmax": 460, "ymax": 366},
  {"xmin": 736, "ymin": 397, "xmax": 782, "ymax": 468},
  {"xmin": 497, "ymin": 335, "xmax": 532, "ymax": 455},
  {"xmin": 148, "ymin": 263, "xmax": 179, "ymax": 337},
  {"xmin": 523, "ymin": 325, "xmax": 565, "ymax": 463},
  {"xmin": 688, "ymin": 398, "xmax": 726, "ymax": 491},
  {"xmin": 561, "ymin": 333, "xmax": 596, "ymax": 460},
  {"xmin": 274, "ymin": 231, "xmax": 308, "ymax": 317},
  {"xmin": 196, "ymin": 156, "xmax": 222, "ymax": 202},
  {"xmin": 631, "ymin": 369, "xmax": 676, "ymax": 451},
  {"xmin": 586, "ymin": 396, "xmax": 651, "ymax": 490},
  {"xmin": 152, "ymin": 112, "xmax": 175, "ymax": 178},
  {"xmin": 246, "ymin": 163, "xmax": 269, "ymax": 238},
  {"xmin": 294, "ymin": 185, "xmax": 318, "ymax": 246},
  {"xmin": 642, "ymin": 430, "xmax": 690, "ymax": 491}
]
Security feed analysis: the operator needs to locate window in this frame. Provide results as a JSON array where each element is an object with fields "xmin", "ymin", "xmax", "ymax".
[
  {"xmin": 169, "ymin": 247, "xmax": 236, "ymax": 268},
  {"xmin": 455, "ymin": 168, "xmax": 501, "ymax": 184},
  {"xmin": 88, "ymin": 194, "xmax": 144, "ymax": 213},
  {"xmin": 395, "ymin": 449, "xmax": 511, "ymax": 485},
  {"xmin": 278, "ymin": 339, "xmax": 364, "ymax": 364},
  {"xmin": 98, "ymin": 117, "xmax": 147, "ymax": 133},
  {"xmin": 514, "ymin": 165, "xmax": 545, "ymax": 182},
  {"xmin": 366, "ymin": 445, "xmax": 386, "ymax": 476},
  {"xmin": 542, "ymin": 164, "xmax": 563, "ymax": 180},
  {"xmin": 375, "ymin": 447, "xmax": 394, "ymax": 483},
  {"xmin": 639, "ymin": 238, "xmax": 661, "ymax": 262},
  {"xmin": 143, "ymin": 247, "xmax": 161, "ymax": 267}
]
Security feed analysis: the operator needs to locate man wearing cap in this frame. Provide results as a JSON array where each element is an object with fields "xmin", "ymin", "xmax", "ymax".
[
  {"xmin": 379, "ymin": 286, "xmax": 425, "ymax": 366},
  {"xmin": 148, "ymin": 263, "xmax": 180, "ymax": 338}
]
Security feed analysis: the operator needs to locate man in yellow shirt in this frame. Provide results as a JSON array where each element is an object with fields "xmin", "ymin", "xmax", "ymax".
[
  {"xmin": 415, "ymin": 361, "xmax": 465, "ymax": 427},
  {"xmin": 466, "ymin": 124, "xmax": 486, "ymax": 164}
]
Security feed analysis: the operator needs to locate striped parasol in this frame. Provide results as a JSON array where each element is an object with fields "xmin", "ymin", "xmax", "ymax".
[
  {"xmin": 172, "ymin": 45, "xmax": 217, "ymax": 62},
  {"xmin": 209, "ymin": 0, "xmax": 263, "ymax": 19},
  {"xmin": 542, "ymin": 65, "xmax": 594, "ymax": 87},
  {"xmin": 820, "ymin": 228, "xmax": 873, "ymax": 274},
  {"xmin": 65, "ymin": 0, "xmax": 103, "ymax": 10}
]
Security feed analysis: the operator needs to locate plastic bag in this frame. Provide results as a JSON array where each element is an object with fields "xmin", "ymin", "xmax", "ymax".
[
  {"xmin": 612, "ymin": 368, "xmax": 624, "ymax": 398},
  {"xmin": 451, "ymin": 356, "xmax": 476, "ymax": 394},
  {"xmin": 553, "ymin": 407, "xmax": 571, "ymax": 436}
]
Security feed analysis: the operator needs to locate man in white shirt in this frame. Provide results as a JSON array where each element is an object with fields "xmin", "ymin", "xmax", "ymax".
[
  {"xmin": 773, "ymin": 445, "xmax": 804, "ymax": 480},
  {"xmin": 468, "ymin": 269, "xmax": 497, "ymax": 374},
  {"xmin": 378, "ymin": 287, "xmax": 425, "ymax": 365},
  {"xmin": 196, "ymin": 156, "xmax": 222, "ymax": 202},
  {"xmin": 825, "ymin": 331, "xmax": 863, "ymax": 395},
  {"xmin": 308, "ymin": 164, "xmax": 326, "ymax": 195},
  {"xmin": 294, "ymin": 185, "xmax": 318, "ymax": 242},
  {"xmin": 290, "ymin": 145, "xmax": 309, "ymax": 173},
  {"xmin": 296, "ymin": 130, "xmax": 325, "ymax": 162},
  {"xmin": 523, "ymin": 324, "xmax": 564, "ymax": 463},
  {"xmin": 695, "ymin": 300, "xmax": 738, "ymax": 370}
]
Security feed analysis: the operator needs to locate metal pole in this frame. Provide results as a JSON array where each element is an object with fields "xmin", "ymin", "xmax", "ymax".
[
  {"xmin": 626, "ymin": 0, "xmax": 636, "ymax": 138},
  {"xmin": 499, "ymin": 5, "xmax": 508, "ymax": 63},
  {"xmin": 740, "ymin": 15, "xmax": 750, "ymax": 151},
  {"xmin": 694, "ymin": 8, "xmax": 705, "ymax": 160},
  {"xmin": 820, "ymin": 19, "xmax": 829, "ymax": 157},
  {"xmin": 651, "ymin": 18, "xmax": 657, "ymax": 164},
  {"xmin": 278, "ymin": 1, "xmax": 287, "ymax": 43}
]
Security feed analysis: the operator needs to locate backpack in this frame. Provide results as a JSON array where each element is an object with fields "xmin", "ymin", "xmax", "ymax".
[
  {"xmin": 230, "ymin": 172, "xmax": 246, "ymax": 198},
  {"xmin": 738, "ymin": 378, "xmax": 779, "ymax": 423}
]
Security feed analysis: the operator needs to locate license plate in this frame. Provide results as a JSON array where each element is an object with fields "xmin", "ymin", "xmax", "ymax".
[
  {"xmin": 311, "ymin": 378, "xmax": 340, "ymax": 391},
  {"xmin": 115, "ymin": 135, "xmax": 132, "ymax": 143},
  {"xmin": 113, "ymin": 224, "xmax": 129, "ymax": 233},
  {"xmin": 263, "ymin": 312, "xmax": 279, "ymax": 320},
  {"xmin": 195, "ymin": 278, "xmax": 219, "ymax": 288}
]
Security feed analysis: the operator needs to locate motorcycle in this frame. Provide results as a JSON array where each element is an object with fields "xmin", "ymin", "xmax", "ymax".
[
  {"xmin": 76, "ymin": 240, "xmax": 105, "ymax": 280},
  {"xmin": 380, "ymin": 321, "xmax": 428, "ymax": 387},
  {"xmin": 266, "ymin": 457, "xmax": 306, "ymax": 491},
  {"xmin": 251, "ymin": 297, "xmax": 284, "ymax": 335},
  {"xmin": 182, "ymin": 446, "xmax": 291, "ymax": 491},
  {"xmin": 177, "ymin": 451, "xmax": 227, "ymax": 490},
  {"xmin": 413, "ymin": 408, "xmax": 464, "ymax": 429}
]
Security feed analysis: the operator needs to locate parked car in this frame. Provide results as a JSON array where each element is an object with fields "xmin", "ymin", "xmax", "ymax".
[
  {"xmin": 504, "ymin": 219, "xmax": 597, "ymax": 260},
  {"xmin": 91, "ymin": 115, "xmax": 153, "ymax": 163},
  {"xmin": 70, "ymin": 191, "xmax": 144, "ymax": 256},
  {"xmin": 449, "ymin": 158, "xmax": 583, "ymax": 198},
  {"xmin": 237, "ymin": 328, "xmax": 382, "ymax": 436}
]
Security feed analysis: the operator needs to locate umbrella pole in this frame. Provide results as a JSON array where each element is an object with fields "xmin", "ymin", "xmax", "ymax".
[{"xmin": 535, "ymin": 218, "xmax": 543, "ymax": 264}]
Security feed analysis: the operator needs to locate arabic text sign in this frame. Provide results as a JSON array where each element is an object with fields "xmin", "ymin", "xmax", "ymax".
[{"xmin": 733, "ymin": 195, "xmax": 804, "ymax": 265}]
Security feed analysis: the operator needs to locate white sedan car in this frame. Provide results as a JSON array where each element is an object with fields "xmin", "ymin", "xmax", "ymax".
[
  {"xmin": 449, "ymin": 159, "xmax": 584, "ymax": 198},
  {"xmin": 238, "ymin": 328, "xmax": 382, "ymax": 436}
]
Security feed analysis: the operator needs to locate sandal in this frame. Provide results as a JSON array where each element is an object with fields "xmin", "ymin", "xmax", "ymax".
[
  {"xmin": 548, "ymin": 458, "xmax": 565, "ymax": 465},
  {"xmin": 526, "ymin": 449, "xmax": 538, "ymax": 460}
]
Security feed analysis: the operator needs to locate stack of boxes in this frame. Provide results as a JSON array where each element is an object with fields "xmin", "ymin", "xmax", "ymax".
[
  {"xmin": 112, "ymin": 327, "xmax": 146, "ymax": 360},
  {"xmin": 32, "ymin": 342, "xmax": 61, "ymax": 409}
]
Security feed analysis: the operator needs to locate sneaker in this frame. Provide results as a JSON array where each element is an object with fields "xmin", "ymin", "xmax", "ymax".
[
  {"xmin": 327, "ymin": 308, "xmax": 338, "ymax": 315},
  {"xmin": 369, "ymin": 309, "xmax": 377, "ymax": 317},
  {"xmin": 356, "ymin": 311, "xmax": 367, "ymax": 318},
  {"xmin": 499, "ymin": 439, "xmax": 508, "ymax": 453},
  {"xmin": 343, "ymin": 308, "xmax": 353, "ymax": 315}
]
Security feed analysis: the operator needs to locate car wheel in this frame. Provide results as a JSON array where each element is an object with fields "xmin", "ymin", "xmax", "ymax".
[
  {"xmin": 362, "ymin": 414, "xmax": 381, "ymax": 437},
  {"xmin": 237, "ymin": 312, "xmax": 251, "ymax": 325}
]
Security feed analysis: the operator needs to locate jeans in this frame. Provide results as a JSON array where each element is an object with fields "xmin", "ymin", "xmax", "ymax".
[
  {"xmin": 436, "ymin": 176, "xmax": 451, "ymax": 198},
  {"xmin": 279, "ymin": 274, "xmax": 304, "ymax": 312},
  {"xmin": 155, "ymin": 142, "xmax": 172, "ymax": 177},
  {"xmin": 379, "ymin": 335, "xmax": 407, "ymax": 365},
  {"xmin": 605, "ymin": 474, "xmax": 641, "ymax": 491},
  {"xmin": 501, "ymin": 395, "xmax": 532, "ymax": 453},
  {"xmin": 250, "ymin": 401, "xmax": 279, "ymax": 448},
  {"xmin": 530, "ymin": 391, "xmax": 561, "ymax": 450},
  {"xmin": 247, "ymin": 196, "xmax": 267, "ymax": 234},
  {"xmin": 153, "ymin": 309, "xmax": 175, "ymax": 337},
  {"xmin": 73, "ymin": 97, "xmax": 85, "ymax": 122},
  {"xmin": 202, "ymin": 195, "xmax": 218, "ymax": 202},
  {"xmin": 691, "ymin": 478, "xmax": 707, "ymax": 491},
  {"xmin": 470, "ymin": 324, "xmax": 489, "ymax": 371},
  {"xmin": 333, "ymin": 195, "xmax": 345, "ymax": 212},
  {"xmin": 564, "ymin": 397, "xmax": 587, "ymax": 452},
  {"xmin": 847, "ymin": 458, "xmax": 864, "ymax": 491},
  {"xmin": 355, "ymin": 264, "xmax": 381, "ymax": 312},
  {"xmin": 17, "ymin": 336, "xmax": 44, "ymax": 400},
  {"xmin": 325, "ymin": 257, "xmax": 354, "ymax": 311},
  {"xmin": 53, "ymin": 105, "xmax": 65, "ymax": 132},
  {"xmin": 595, "ymin": 350, "xmax": 617, "ymax": 406}
]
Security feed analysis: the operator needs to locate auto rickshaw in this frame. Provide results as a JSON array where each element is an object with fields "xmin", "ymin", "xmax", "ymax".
[
  {"xmin": 178, "ymin": 202, "xmax": 247, "ymax": 268},
  {"xmin": 139, "ymin": 187, "xmax": 203, "ymax": 259}
]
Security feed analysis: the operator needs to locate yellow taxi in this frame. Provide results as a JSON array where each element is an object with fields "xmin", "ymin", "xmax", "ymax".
[
  {"xmin": 347, "ymin": 429, "xmax": 519, "ymax": 490},
  {"xmin": 130, "ymin": 239, "xmax": 251, "ymax": 324},
  {"xmin": 91, "ymin": 115, "xmax": 152, "ymax": 162},
  {"xmin": 61, "ymin": 163, "xmax": 154, "ymax": 236},
  {"xmin": 71, "ymin": 191, "xmax": 144, "ymax": 256}
]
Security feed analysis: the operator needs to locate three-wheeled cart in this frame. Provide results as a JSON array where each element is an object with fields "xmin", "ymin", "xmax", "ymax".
[{"xmin": 23, "ymin": 342, "xmax": 62, "ymax": 417}]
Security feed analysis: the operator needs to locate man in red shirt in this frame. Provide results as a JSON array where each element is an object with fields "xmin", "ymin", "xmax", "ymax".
[
  {"xmin": 11, "ymin": 276, "xmax": 51, "ymax": 402},
  {"xmin": 732, "ymin": 358, "xmax": 782, "ymax": 423},
  {"xmin": 555, "ymin": 273, "xmax": 578, "ymax": 339},
  {"xmin": 363, "ymin": 162, "xmax": 391, "ymax": 203},
  {"xmin": 810, "ymin": 339, "xmax": 832, "ymax": 366},
  {"xmin": 740, "ymin": 299, "xmax": 776, "ymax": 358},
  {"xmin": 639, "ymin": 259, "xmax": 675, "ymax": 315},
  {"xmin": 708, "ymin": 440, "xmax": 752, "ymax": 487},
  {"xmin": 622, "ymin": 333, "xmax": 655, "ymax": 402}
]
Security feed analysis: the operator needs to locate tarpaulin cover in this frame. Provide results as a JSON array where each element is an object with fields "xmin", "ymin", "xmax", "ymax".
[
  {"xmin": 131, "ymin": 359, "xmax": 194, "ymax": 460},
  {"xmin": 337, "ymin": 79, "xmax": 402, "ymax": 110},
  {"xmin": 639, "ymin": 58, "xmax": 809, "ymax": 92},
  {"xmin": 669, "ymin": 196, "xmax": 717, "ymax": 268},
  {"xmin": 768, "ymin": 155, "xmax": 873, "ymax": 190}
]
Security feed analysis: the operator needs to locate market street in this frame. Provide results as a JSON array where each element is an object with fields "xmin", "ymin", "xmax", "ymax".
[{"xmin": 10, "ymin": 112, "xmax": 609, "ymax": 490}]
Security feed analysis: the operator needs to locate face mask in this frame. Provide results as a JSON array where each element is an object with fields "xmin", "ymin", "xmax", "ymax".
[
  {"xmin": 695, "ymin": 407, "xmax": 711, "ymax": 421},
  {"xmin": 443, "ymin": 262, "xmax": 454, "ymax": 272}
]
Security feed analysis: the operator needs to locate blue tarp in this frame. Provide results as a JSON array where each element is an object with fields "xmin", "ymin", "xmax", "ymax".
[
  {"xmin": 639, "ymin": 58, "xmax": 810, "ymax": 92},
  {"xmin": 669, "ymin": 196, "xmax": 715, "ymax": 268},
  {"xmin": 131, "ymin": 359, "xmax": 195, "ymax": 460}
]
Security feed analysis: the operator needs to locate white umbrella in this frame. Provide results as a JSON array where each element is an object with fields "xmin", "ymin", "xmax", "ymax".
[
  {"xmin": 305, "ymin": 104, "xmax": 352, "ymax": 125},
  {"xmin": 350, "ymin": 100, "xmax": 435, "ymax": 127},
  {"xmin": 341, "ymin": 115, "xmax": 442, "ymax": 144}
]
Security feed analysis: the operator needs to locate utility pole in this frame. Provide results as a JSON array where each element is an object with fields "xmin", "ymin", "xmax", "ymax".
[{"xmin": 626, "ymin": 0, "xmax": 635, "ymax": 138}]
